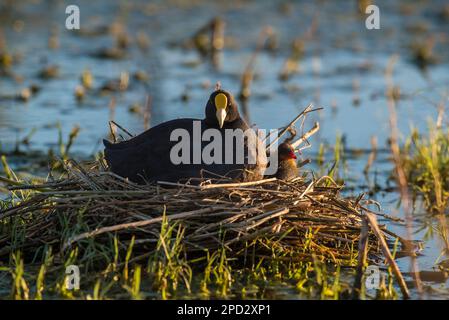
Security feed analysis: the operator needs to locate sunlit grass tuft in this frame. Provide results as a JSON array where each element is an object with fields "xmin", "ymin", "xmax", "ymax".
[{"xmin": 402, "ymin": 121, "xmax": 449, "ymax": 213}]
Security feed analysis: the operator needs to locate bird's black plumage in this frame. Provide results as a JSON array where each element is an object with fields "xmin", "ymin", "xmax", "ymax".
[{"xmin": 103, "ymin": 90, "xmax": 267, "ymax": 184}]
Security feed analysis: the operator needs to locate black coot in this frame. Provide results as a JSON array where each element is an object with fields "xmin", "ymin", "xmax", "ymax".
[{"xmin": 103, "ymin": 89, "xmax": 267, "ymax": 184}]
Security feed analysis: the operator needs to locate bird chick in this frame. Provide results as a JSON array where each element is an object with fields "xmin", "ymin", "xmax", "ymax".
[{"xmin": 275, "ymin": 142, "xmax": 298, "ymax": 181}]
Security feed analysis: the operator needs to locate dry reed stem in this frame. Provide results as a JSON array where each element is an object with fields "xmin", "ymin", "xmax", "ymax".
[
  {"xmin": 385, "ymin": 55, "xmax": 422, "ymax": 296},
  {"xmin": 291, "ymin": 122, "xmax": 320, "ymax": 150},
  {"xmin": 365, "ymin": 212, "xmax": 410, "ymax": 299},
  {"xmin": 352, "ymin": 215, "xmax": 369, "ymax": 299}
]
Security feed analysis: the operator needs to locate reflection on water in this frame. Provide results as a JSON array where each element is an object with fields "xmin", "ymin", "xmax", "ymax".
[{"xmin": 1, "ymin": 0, "xmax": 449, "ymax": 299}]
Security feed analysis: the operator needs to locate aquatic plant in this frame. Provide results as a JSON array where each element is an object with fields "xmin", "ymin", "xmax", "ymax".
[{"xmin": 402, "ymin": 121, "xmax": 449, "ymax": 213}]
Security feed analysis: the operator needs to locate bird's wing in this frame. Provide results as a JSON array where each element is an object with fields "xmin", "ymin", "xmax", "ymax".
[
  {"xmin": 103, "ymin": 118, "xmax": 201, "ymax": 150},
  {"xmin": 103, "ymin": 118, "xmax": 202, "ymax": 183}
]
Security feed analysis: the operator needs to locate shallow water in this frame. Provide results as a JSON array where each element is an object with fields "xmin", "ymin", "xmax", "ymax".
[{"xmin": 1, "ymin": 0, "xmax": 449, "ymax": 299}]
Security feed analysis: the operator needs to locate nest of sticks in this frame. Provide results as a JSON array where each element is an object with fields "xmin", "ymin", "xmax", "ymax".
[
  {"xmin": 0, "ymin": 105, "xmax": 411, "ymax": 297},
  {"xmin": 1, "ymin": 159, "xmax": 400, "ymax": 265}
]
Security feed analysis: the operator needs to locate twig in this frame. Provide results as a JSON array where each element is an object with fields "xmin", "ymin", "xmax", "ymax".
[
  {"xmin": 109, "ymin": 121, "xmax": 134, "ymax": 138},
  {"xmin": 365, "ymin": 212, "xmax": 410, "ymax": 299},
  {"xmin": 63, "ymin": 206, "xmax": 216, "ymax": 250},
  {"xmin": 157, "ymin": 178, "xmax": 277, "ymax": 190},
  {"xmin": 264, "ymin": 104, "xmax": 316, "ymax": 146},
  {"xmin": 352, "ymin": 215, "xmax": 369, "ymax": 299},
  {"xmin": 291, "ymin": 122, "xmax": 320, "ymax": 150}
]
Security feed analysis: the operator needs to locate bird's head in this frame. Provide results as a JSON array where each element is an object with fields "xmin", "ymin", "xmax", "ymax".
[
  {"xmin": 278, "ymin": 142, "xmax": 297, "ymax": 161},
  {"xmin": 205, "ymin": 89, "xmax": 240, "ymax": 128}
]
